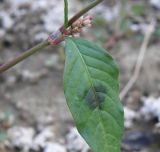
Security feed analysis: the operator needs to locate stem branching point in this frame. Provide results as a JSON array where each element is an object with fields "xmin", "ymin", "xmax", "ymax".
[{"xmin": 0, "ymin": 0, "xmax": 104, "ymax": 73}]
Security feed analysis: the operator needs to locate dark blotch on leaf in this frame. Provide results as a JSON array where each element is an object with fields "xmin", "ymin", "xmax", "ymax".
[{"xmin": 85, "ymin": 85, "xmax": 107, "ymax": 109}]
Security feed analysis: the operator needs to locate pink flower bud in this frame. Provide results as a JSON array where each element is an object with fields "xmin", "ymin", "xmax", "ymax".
[
  {"xmin": 80, "ymin": 16, "xmax": 84, "ymax": 20},
  {"xmin": 62, "ymin": 15, "xmax": 93, "ymax": 37},
  {"xmin": 84, "ymin": 16, "xmax": 93, "ymax": 21},
  {"xmin": 83, "ymin": 20, "xmax": 92, "ymax": 26},
  {"xmin": 72, "ymin": 20, "xmax": 81, "ymax": 27},
  {"xmin": 72, "ymin": 27, "xmax": 79, "ymax": 33}
]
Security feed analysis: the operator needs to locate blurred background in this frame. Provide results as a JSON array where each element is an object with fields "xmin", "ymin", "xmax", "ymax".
[{"xmin": 0, "ymin": 0, "xmax": 160, "ymax": 152}]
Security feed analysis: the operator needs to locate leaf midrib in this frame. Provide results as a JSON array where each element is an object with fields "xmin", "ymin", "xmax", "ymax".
[
  {"xmin": 69, "ymin": 39, "xmax": 99, "ymax": 106},
  {"xmin": 67, "ymin": 38, "xmax": 122, "ymax": 130}
]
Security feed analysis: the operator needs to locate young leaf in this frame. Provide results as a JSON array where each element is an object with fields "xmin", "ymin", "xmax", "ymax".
[
  {"xmin": 64, "ymin": 37, "xmax": 124, "ymax": 152},
  {"xmin": 64, "ymin": 0, "xmax": 68, "ymax": 28}
]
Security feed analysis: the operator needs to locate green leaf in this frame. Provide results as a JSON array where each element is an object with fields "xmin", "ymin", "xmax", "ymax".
[
  {"xmin": 64, "ymin": 37, "xmax": 124, "ymax": 152},
  {"xmin": 64, "ymin": 0, "xmax": 68, "ymax": 28}
]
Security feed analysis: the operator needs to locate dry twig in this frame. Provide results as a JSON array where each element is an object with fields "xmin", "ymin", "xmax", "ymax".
[{"xmin": 120, "ymin": 22, "xmax": 155, "ymax": 100}]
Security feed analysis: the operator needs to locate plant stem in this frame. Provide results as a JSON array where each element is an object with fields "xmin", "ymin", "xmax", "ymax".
[
  {"xmin": 0, "ymin": 41, "xmax": 49, "ymax": 73},
  {"xmin": 64, "ymin": 0, "xmax": 69, "ymax": 28},
  {"xmin": 0, "ymin": 0, "xmax": 104, "ymax": 73}
]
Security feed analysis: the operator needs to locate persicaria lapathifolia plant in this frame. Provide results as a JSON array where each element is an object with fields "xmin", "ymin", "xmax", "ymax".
[{"xmin": 0, "ymin": 0, "xmax": 124, "ymax": 152}]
